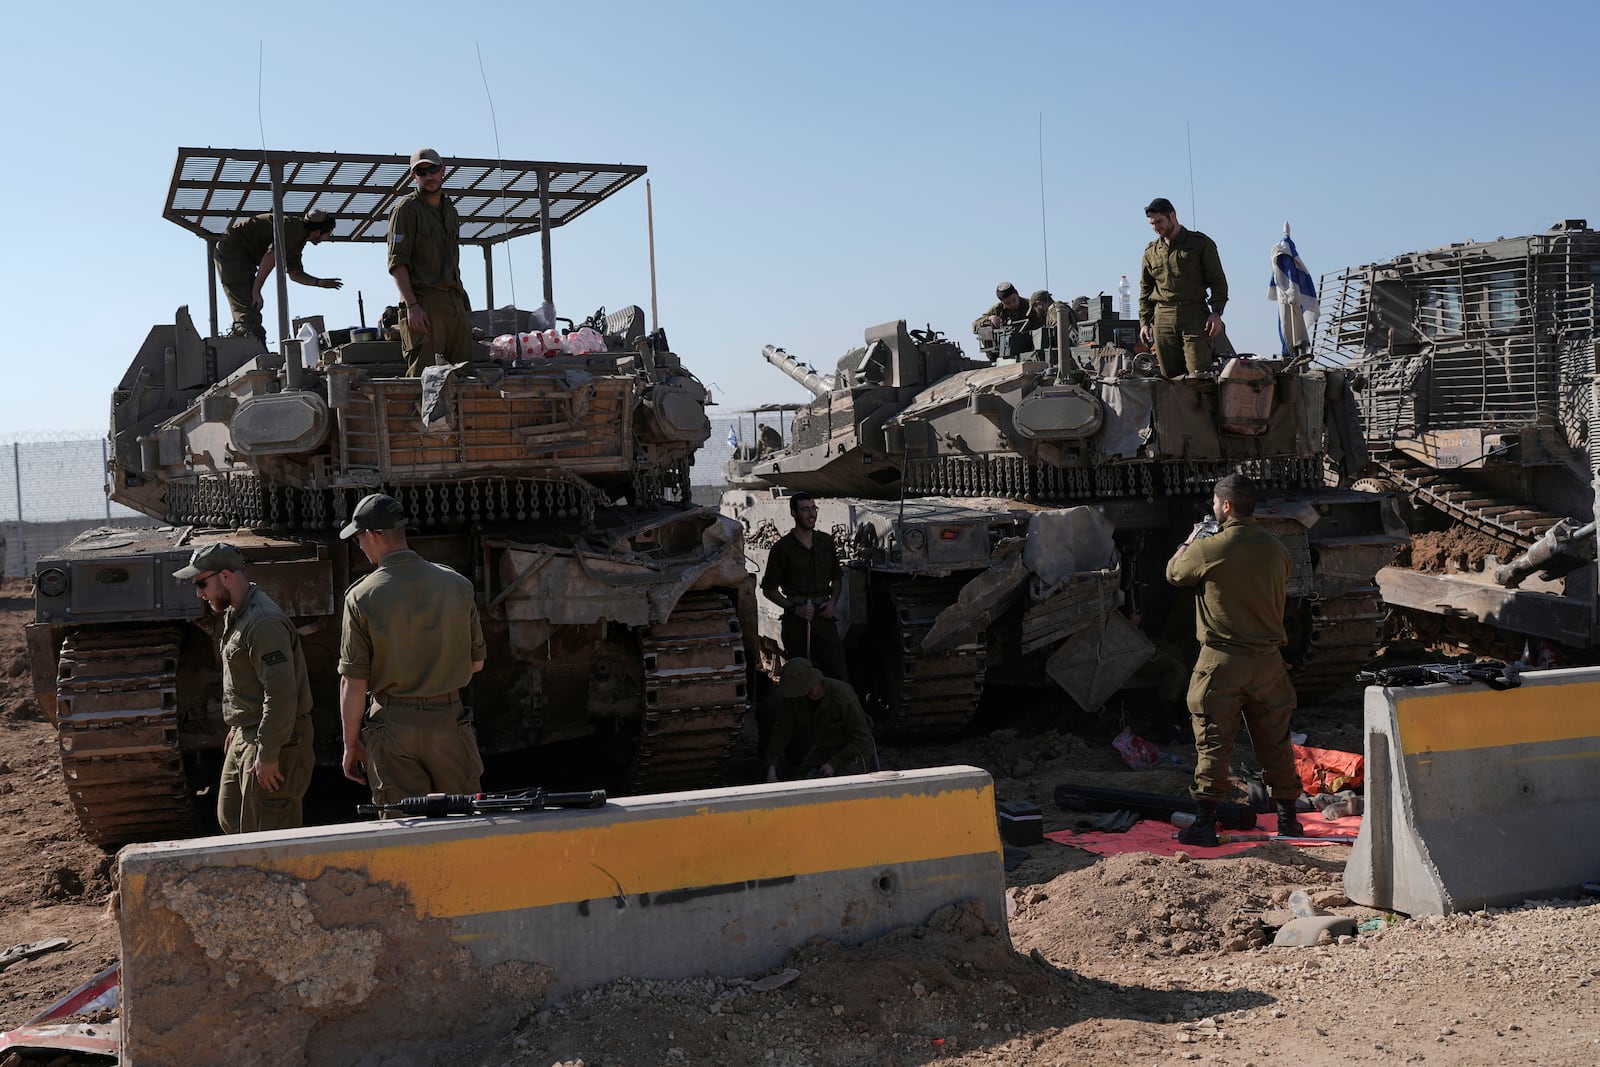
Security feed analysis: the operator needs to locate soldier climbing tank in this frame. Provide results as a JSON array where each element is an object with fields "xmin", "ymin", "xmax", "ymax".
[
  {"xmin": 26, "ymin": 148, "xmax": 753, "ymax": 846},
  {"xmin": 1317, "ymin": 219, "xmax": 1600, "ymax": 662},
  {"xmin": 721, "ymin": 299, "xmax": 1404, "ymax": 733}
]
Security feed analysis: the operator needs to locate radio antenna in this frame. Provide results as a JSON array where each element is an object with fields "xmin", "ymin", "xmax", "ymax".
[
  {"xmin": 1186, "ymin": 121, "xmax": 1197, "ymax": 225},
  {"xmin": 1038, "ymin": 113, "xmax": 1050, "ymax": 290},
  {"xmin": 476, "ymin": 43, "xmax": 518, "ymax": 312}
]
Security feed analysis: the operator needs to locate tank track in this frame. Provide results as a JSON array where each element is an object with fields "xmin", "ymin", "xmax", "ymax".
[
  {"xmin": 54, "ymin": 626, "xmax": 193, "ymax": 845},
  {"xmin": 630, "ymin": 591, "xmax": 749, "ymax": 793},
  {"xmin": 1377, "ymin": 457, "xmax": 1565, "ymax": 550},
  {"xmin": 1290, "ymin": 589, "xmax": 1386, "ymax": 699},
  {"xmin": 870, "ymin": 577, "xmax": 986, "ymax": 736}
]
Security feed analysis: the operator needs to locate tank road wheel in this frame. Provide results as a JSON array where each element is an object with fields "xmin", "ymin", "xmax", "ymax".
[
  {"xmin": 55, "ymin": 626, "xmax": 194, "ymax": 845},
  {"xmin": 630, "ymin": 591, "xmax": 749, "ymax": 793},
  {"xmin": 859, "ymin": 577, "xmax": 985, "ymax": 736}
]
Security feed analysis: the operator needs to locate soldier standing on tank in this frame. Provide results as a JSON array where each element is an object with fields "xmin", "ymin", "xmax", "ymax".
[
  {"xmin": 1138, "ymin": 197, "xmax": 1229, "ymax": 377},
  {"xmin": 764, "ymin": 658, "xmax": 876, "ymax": 782},
  {"xmin": 388, "ymin": 148, "xmax": 474, "ymax": 376},
  {"xmin": 174, "ymin": 543, "xmax": 315, "ymax": 834},
  {"xmin": 1164, "ymin": 474, "xmax": 1303, "ymax": 847},
  {"xmin": 213, "ymin": 209, "xmax": 342, "ymax": 341},
  {"xmin": 761, "ymin": 493, "xmax": 850, "ymax": 683},
  {"xmin": 338, "ymin": 494, "xmax": 487, "ymax": 807}
]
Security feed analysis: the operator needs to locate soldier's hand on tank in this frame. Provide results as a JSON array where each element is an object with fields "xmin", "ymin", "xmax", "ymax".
[
  {"xmin": 1206, "ymin": 313, "xmax": 1223, "ymax": 338},
  {"xmin": 253, "ymin": 758, "xmax": 283, "ymax": 792},
  {"xmin": 988, "ymin": 314, "xmax": 1004, "ymax": 328},
  {"xmin": 343, "ymin": 740, "xmax": 368, "ymax": 784},
  {"xmin": 407, "ymin": 304, "xmax": 432, "ymax": 335},
  {"xmin": 323, "ymin": 277, "xmax": 344, "ymax": 290}
]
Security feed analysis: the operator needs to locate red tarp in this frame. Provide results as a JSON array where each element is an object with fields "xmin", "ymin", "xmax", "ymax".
[{"xmin": 1046, "ymin": 813, "xmax": 1362, "ymax": 858}]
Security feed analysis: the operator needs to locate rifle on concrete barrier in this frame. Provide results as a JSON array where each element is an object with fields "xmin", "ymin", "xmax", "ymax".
[
  {"xmin": 358, "ymin": 787, "xmax": 607, "ymax": 818},
  {"xmin": 1356, "ymin": 660, "xmax": 1521, "ymax": 691}
]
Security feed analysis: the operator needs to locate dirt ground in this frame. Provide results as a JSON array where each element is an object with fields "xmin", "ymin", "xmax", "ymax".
[{"xmin": 1, "ymin": 575, "xmax": 1597, "ymax": 1066}]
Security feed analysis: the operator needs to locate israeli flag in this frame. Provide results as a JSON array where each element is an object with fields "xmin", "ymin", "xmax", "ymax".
[
  {"xmin": 726, "ymin": 425, "xmax": 739, "ymax": 450},
  {"xmin": 1268, "ymin": 225, "xmax": 1319, "ymax": 357}
]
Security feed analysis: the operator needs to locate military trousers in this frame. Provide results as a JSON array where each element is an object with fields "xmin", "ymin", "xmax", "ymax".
[
  {"xmin": 1152, "ymin": 303, "xmax": 1215, "ymax": 377},
  {"xmin": 1186, "ymin": 645, "xmax": 1300, "ymax": 804},
  {"xmin": 362, "ymin": 698, "xmax": 484, "ymax": 808},
  {"xmin": 216, "ymin": 716, "xmax": 316, "ymax": 834},
  {"xmin": 214, "ymin": 243, "xmax": 266, "ymax": 339},
  {"xmin": 780, "ymin": 611, "xmax": 849, "ymax": 683},
  {"xmin": 400, "ymin": 286, "xmax": 474, "ymax": 376}
]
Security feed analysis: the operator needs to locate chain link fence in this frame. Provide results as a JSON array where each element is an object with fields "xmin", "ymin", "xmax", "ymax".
[{"xmin": 0, "ymin": 432, "xmax": 144, "ymax": 577}]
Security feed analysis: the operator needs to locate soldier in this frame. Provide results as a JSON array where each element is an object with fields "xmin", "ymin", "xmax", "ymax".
[
  {"xmin": 338, "ymin": 493, "xmax": 487, "ymax": 807},
  {"xmin": 972, "ymin": 281, "xmax": 1032, "ymax": 335},
  {"xmin": 1028, "ymin": 289, "xmax": 1059, "ymax": 330},
  {"xmin": 1138, "ymin": 197, "xmax": 1229, "ymax": 376},
  {"xmin": 174, "ymin": 543, "xmax": 314, "ymax": 834},
  {"xmin": 1164, "ymin": 474, "xmax": 1302, "ymax": 846},
  {"xmin": 388, "ymin": 148, "xmax": 474, "ymax": 376},
  {"xmin": 764, "ymin": 658, "xmax": 876, "ymax": 782},
  {"xmin": 760, "ymin": 492, "xmax": 849, "ymax": 682},
  {"xmin": 213, "ymin": 208, "xmax": 342, "ymax": 341}
]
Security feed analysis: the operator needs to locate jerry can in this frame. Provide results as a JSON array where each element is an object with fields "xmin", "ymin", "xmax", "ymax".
[{"xmin": 1217, "ymin": 356, "xmax": 1276, "ymax": 435}]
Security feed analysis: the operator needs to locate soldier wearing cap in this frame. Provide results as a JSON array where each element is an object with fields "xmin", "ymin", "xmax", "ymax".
[
  {"xmin": 213, "ymin": 209, "xmax": 342, "ymax": 341},
  {"xmin": 1138, "ymin": 197, "xmax": 1229, "ymax": 377},
  {"xmin": 174, "ymin": 542, "xmax": 315, "ymax": 834},
  {"xmin": 388, "ymin": 147, "xmax": 474, "ymax": 376},
  {"xmin": 337, "ymin": 493, "xmax": 487, "ymax": 806},
  {"xmin": 1027, "ymin": 289, "xmax": 1061, "ymax": 330},
  {"xmin": 972, "ymin": 281, "xmax": 1033, "ymax": 335},
  {"xmin": 760, "ymin": 492, "xmax": 849, "ymax": 682},
  {"xmin": 764, "ymin": 658, "xmax": 876, "ymax": 782}
]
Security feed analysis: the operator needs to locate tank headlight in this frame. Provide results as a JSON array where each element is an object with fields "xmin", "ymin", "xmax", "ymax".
[{"xmin": 37, "ymin": 568, "xmax": 69, "ymax": 598}]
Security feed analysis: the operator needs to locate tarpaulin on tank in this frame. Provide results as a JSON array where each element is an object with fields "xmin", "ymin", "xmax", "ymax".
[
  {"xmin": 1097, "ymin": 378, "xmax": 1156, "ymax": 458},
  {"xmin": 1022, "ymin": 508, "xmax": 1117, "ymax": 586}
]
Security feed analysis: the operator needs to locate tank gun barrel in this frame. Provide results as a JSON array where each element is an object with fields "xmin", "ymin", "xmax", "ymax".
[{"xmin": 762, "ymin": 344, "xmax": 833, "ymax": 398}]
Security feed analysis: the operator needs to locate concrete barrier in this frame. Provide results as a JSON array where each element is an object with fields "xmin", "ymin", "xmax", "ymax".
[
  {"xmin": 1345, "ymin": 666, "xmax": 1600, "ymax": 916},
  {"xmin": 117, "ymin": 766, "xmax": 1004, "ymax": 1067}
]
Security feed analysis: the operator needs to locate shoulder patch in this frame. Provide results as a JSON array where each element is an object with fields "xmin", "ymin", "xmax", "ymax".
[{"xmin": 262, "ymin": 650, "xmax": 289, "ymax": 666}]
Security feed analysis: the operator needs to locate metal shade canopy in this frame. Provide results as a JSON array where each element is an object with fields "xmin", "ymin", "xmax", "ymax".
[{"xmin": 164, "ymin": 148, "xmax": 646, "ymax": 245}]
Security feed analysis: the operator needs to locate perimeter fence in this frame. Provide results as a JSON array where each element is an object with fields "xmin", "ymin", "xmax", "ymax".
[{"xmin": 0, "ymin": 432, "xmax": 143, "ymax": 577}]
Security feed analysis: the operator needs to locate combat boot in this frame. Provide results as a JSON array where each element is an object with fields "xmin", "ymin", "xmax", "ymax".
[
  {"xmin": 1177, "ymin": 801, "xmax": 1219, "ymax": 847},
  {"xmin": 1276, "ymin": 800, "xmax": 1302, "ymax": 838}
]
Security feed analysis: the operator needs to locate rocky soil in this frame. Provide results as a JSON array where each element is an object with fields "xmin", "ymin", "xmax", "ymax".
[{"xmin": 1, "ymin": 575, "xmax": 1596, "ymax": 1065}]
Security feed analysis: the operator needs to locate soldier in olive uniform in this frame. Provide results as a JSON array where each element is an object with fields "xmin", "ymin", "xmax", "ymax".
[
  {"xmin": 338, "ymin": 494, "xmax": 487, "ymax": 807},
  {"xmin": 388, "ymin": 148, "xmax": 474, "ymax": 376},
  {"xmin": 972, "ymin": 281, "xmax": 1032, "ymax": 335},
  {"xmin": 760, "ymin": 493, "xmax": 849, "ymax": 682},
  {"xmin": 764, "ymin": 658, "xmax": 876, "ymax": 782},
  {"xmin": 175, "ymin": 543, "xmax": 315, "ymax": 834},
  {"xmin": 214, "ymin": 209, "xmax": 342, "ymax": 341},
  {"xmin": 1165, "ymin": 474, "xmax": 1302, "ymax": 847},
  {"xmin": 1027, "ymin": 289, "xmax": 1060, "ymax": 330},
  {"xmin": 1138, "ymin": 197, "xmax": 1229, "ymax": 377}
]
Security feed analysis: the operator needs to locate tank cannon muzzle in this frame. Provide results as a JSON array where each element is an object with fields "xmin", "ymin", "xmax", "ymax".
[{"xmin": 762, "ymin": 344, "xmax": 833, "ymax": 398}]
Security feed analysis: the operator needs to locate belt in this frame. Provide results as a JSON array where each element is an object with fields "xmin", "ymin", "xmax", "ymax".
[
  {"xmin": 374, "ymin": 692, "xmax": 461, "ymax": 708},
  {"xmin": 1157, "ymin": 299, "xmax": 1209, "ymax": 306}
]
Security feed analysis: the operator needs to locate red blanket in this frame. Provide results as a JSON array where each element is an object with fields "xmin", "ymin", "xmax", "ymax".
[{"xmin": 1044, "ymin": 813, "xmax": 1362, "ymax": 857}]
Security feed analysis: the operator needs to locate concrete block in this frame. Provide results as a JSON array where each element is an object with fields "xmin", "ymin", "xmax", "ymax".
[{"xmin": 116, "ymin": 766, "xmax": 1005, "ymax": 1067}]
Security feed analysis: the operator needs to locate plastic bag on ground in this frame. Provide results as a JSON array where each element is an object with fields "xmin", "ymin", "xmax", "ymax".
[{"xmin": 1112, "ymin": 726, "xmax": 1187, "ymax": 771}]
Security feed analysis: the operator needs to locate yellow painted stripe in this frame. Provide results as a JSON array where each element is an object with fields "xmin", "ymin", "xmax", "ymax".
[
  {"xmin": 1396, "ymin": 680, "xmax": 1600, "ymax": 754},
  {"xmin": 193, "ymin": 783, "xmax": 999, "ymax": 920}
]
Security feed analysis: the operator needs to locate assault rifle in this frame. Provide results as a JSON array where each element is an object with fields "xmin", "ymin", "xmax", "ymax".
[
  {"xmin": 358, "ymin": 787, "xmax": 607, "ymax": 818},
  {"xmin": 1356, "ymin": 660, "xmax": 1521, "ymax": 691}
]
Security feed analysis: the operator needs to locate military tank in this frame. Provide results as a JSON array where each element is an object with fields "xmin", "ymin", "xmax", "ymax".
[
  {"xmin": 721, "ymin": 301, "xmax": 1404, "ymax": 733},
  {"xmin": 1317, "ymin": 219, "xmax": 1600, "ymax": 662},
  {"xmin": 26, "ymin": 148, "xmax": 753, "ymax": 845}
]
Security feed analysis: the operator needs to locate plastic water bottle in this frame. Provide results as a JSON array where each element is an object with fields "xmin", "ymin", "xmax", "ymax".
[
  {"xmin": 296, "ymin": 322, "xmax": 321, "ymax": 369},
  {"xmin": 1288, "ymin": 890, "xmax": 1315, "ymax": 918},
  {"xmin": 1118, "ymin": 275, "xmax": 1132, "ymax": 320}
]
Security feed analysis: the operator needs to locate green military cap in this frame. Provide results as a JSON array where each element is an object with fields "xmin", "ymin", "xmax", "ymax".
[
  {"xmin": 303, "ymin": 208, "xmax": 336, "ymax": 230},
  {"xmin": 409, "ymin": 147, "xmax": 443, "ymax": 173},
  {"xmin": 779, "ymin": 657, "xmax": 825, "ymax": 698},
  {"xmin": 996, "ymin": 281, "xmax": 1019, "ymax": 299},
  {"xmin": 1030, "ymin": 290, "xmax": 1053, "ymax": 304},
  {"xmin": 340, "ymin": 493, "xmax": 409, "ymax": 539},
  {"xmin": 174, "ymin": 542, "xmax": 246, "ymax": 580}
]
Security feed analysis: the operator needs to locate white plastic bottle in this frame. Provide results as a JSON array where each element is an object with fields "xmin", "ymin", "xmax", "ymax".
[
  {"xmin": 296, "ymin": 322, "xmax": 321, "ymax": 368},
  {"xmin": 1118, "ymin": 275, "xmax": 1132, "ymax": 320}
]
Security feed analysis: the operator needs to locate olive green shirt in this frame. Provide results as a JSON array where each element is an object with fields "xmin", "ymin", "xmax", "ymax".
[
  {"xmin": 387, "ymin": 191, "xmax": 466, "ymax": 293},
  {"xmin": 767, "ymin": 678, "xmax": 875, "ymax": 770},
  {"xmin": 1165, "ymin": 516, "xmax": 1289, "ymax": 654},
  {"xmin": 339, "ymin": 550, "xmax": 486, "ymax": 698},
  {"xmin": 761, "ymin": 529, "xmax": 841, "ymax": 600},
  {"xmin": 221, "ymin": 214, "xmax": 311, "ymax": 273},
  {"xmin": 221, "ymin": 585, "xmax": 313, "ymax": 763},
  {"xmin": 973, "ymin": 298, "xmax": 1033, "ymax": 335},
  {"xmin": 1139, "ymin": 227, "xmax": 1228, "ymax": 325}
]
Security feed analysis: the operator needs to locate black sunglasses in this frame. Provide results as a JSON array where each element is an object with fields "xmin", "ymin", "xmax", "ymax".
[
  {"xmin": 414, "ymin": 164, "xmax": 442, "ymax": 177},
  {"xmin": 192, "ymin": 572, "xmax": 219, "ymax": 589}
]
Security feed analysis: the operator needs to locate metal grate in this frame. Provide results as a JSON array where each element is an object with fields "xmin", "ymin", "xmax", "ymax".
[{"xmin": 164, "ymin": 148, "xmax": 645, "ymax": 246}]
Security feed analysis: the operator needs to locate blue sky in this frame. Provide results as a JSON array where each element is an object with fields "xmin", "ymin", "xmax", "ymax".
[{"xmin": 3, "ymin": 0, "xmax": 1595, "ymax": 433}]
